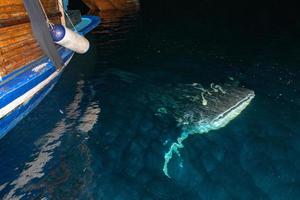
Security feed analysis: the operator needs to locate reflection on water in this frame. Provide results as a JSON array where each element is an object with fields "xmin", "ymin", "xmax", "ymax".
[
  {"xmin": 2, "ymin": 81, "xmax": 81, "ymax": 199},
  {"xmin": 92, "ymin": 10, "xmax": 139, "ymax": 49},
  {"xmin": 82, "ymin": 0, "xmax": 140, "ymax": 13},
  {"xmin": 1, "ymin": 6, "xmax": 300, "ymax": 200},
  {"xmin": 77, "ymin": 102, "xmax": 101, "ymax": 133},
  {"xmin": 0, "ymin": 80, "xmax": 101, "ymax": 199}
]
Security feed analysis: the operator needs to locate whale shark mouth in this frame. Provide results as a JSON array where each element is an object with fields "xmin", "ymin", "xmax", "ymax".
[{"xmin": 153, "ymin": 83, "xmax": 255, "ymax": 178}]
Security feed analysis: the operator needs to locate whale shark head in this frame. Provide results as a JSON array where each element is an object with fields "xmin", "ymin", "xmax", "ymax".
[{"xmin": 209, "ymin": 88, "xmax": 255, "ymax": 129}]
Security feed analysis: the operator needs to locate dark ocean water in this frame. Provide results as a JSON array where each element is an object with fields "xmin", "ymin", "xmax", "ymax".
[{"xmin": 1, "ymin": 9, "xmax": 300, "ymax": 200}]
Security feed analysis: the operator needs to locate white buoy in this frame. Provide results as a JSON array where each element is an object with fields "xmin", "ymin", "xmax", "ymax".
[{"xmin": 50, "ymin": 24, "xmax": 90, "ymax": 54}]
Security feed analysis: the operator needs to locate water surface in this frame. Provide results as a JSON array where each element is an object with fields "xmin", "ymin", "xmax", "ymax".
[{"xmin": 1, "ymin": 10, "xmax": 300, "ymax": 199}]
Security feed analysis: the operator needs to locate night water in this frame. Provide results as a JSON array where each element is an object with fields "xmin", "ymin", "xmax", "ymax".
[{"xmin": 1, "ymin": 8, "xmax": 300, "ymax": 200}]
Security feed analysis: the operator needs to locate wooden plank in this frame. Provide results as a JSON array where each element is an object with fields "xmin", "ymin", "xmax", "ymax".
[
  {"xmin": 0, "ymin": 1, "xmax": 59, "ymax": 16},
  {"xmin": 1, "ymin": 42, "xmax": 39, "ymax": 59},
  {"xmin": 0, "ymin": 12, "xmax": 62, "ymax": 28},
  {"xmin": 0, "ymin": 2, "xmax": 59, "ymax": 18},
  {"xmin": 0, "ymin": 34, "xmax": 32, "ymax": 48},
  {"xmin": 0, "ymin": 24, "xmax": 31, "ymax": 42},
  {"xmin": 0, "ymin": 1, "xmax": 24, "ymax": 6},
  {"xmin": 0, "ymin": 0, "xmax": 58, "ymax": 8},
  {"xmin": 0, "ymin": 16, "xmax": 61, "ymax": 47},
  {"xmin": 1, "ymin": 48, "xmax": 43, "ymax": 74},
  {"xmin": 0, "ymin": 39, "xmax": 36, "ymax": 54}
]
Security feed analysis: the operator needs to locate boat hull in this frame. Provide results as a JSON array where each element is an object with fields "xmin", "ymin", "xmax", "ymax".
[
  {"xmin": 0, "ymin": 72, "xmax": 61, "ymax": 138},
  {"xmin": 0, "ymin": 16, "xmax": 100, "ymax": 139}
]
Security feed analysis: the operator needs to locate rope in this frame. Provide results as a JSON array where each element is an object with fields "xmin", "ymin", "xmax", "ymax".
[
  {"xmin": 38, "ymin": 0, "xmax": 54, "ymax": 29},
  {"xmin": 57, "ymin": 0, "xmax": 78, "ymax": 32},
  {"xmin": 38, "ymin": 0, "xmax": 77, "ymax": 32}
]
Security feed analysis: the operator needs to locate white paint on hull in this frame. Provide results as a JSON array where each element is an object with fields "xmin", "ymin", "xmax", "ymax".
[{"xmin": 0, "ymin": 56, "xmax": 73, "ymax": 119}]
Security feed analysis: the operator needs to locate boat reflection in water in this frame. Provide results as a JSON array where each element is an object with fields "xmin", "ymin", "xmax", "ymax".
[
  {"xmin": 1, "ymin": 80, "xmax": 102, "ymax": 199},
  {"xmin": 86, "ymin": 5, "xmax": 140, "ymax": 62},
  {"xmin": 82, "ymin": 0, "xmax": 140, "ymax": 14}
]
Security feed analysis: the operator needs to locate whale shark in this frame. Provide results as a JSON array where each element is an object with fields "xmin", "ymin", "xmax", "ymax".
[
  {"xmin": 148, "ymin": 83, "xmax": 255, "ymax": 177},
  {"xmin": 98, "ymin": 69, "xmax": 255, "ymax": 178}
]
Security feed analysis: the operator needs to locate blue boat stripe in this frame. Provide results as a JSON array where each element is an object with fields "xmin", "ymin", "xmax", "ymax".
[{"xmin": 0, "ymin": 50, "xmax": 73, "ymax": 109}]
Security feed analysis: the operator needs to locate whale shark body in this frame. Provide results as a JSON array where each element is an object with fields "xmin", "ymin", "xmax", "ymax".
[
  {"xmin": 100, "ymin": 69, "xmax": 255, "ymax": 178},
  {"xmin": 148, "ymin": 83, "xmax": 255, "ymax": 177}
]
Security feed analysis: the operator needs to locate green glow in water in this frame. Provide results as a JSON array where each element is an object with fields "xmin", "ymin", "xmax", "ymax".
[{"xmin": 163, "ymin": 94, "xmax": 254, "ymax": 178}]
